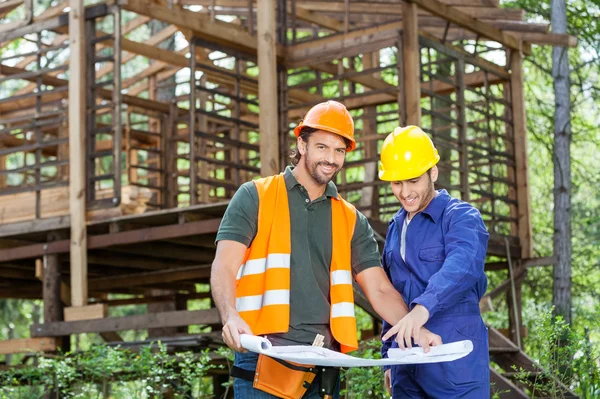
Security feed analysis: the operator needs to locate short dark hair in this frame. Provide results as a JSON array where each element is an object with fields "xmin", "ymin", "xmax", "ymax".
[{"xmin": 289, "ymin": 126, "xmax": 352, "ymax": 166}]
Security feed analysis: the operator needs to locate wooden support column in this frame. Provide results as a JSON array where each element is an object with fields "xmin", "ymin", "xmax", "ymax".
[
  {"xmin": 402, "ymin": 0, "xmax": 421, "ymax": 126},
  {"xmin": 198, "ymin": 75, "xmax": 210, "ymax": 202},
  {"xmin": 68, "ymin": 0, "xmax": 88, "ymax": 307},
  {"xmin": 509, "ymin": 50, "xmax": 532, "ymax": 259},
  {"xmin": 42, "ymin": 233, "xmax": 70, "ymax": 351},
  {"xmin": 0, "ymin": 144, "xmax": 5, "ymax": 188},
  {"xmin": 43, "ymin": 254, "xmax": 62, "ymax": 325},
  {"xmin": 360, "ymin": 51, "xmax": 380, "ymax": 218},
  {"xmin": 503, "ymin": 82, "xmax": 519, "ymax": 238},
  {"xmin": 257, "ymin": 0, "xmax": 280, "ymax": 176}
]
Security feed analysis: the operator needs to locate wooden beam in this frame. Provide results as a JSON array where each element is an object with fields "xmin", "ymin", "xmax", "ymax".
[
  {"xmin": 517, "ymin": 32, "xmax": 577, "ymax": 47},
  {"xmin": 509, "ymin": 51, "xmax": 532, "ymax": 259},
  {"xmin": 257, "ymin": 0, "xmax": 279, "ymax": 176},
  {"xmin": 489, "ymin": 367, "xmax": 529, "ymax": 398},
  {"xmin": 0, "ymin": 337, "xmax": 59, "ymax": 354},
  {"xmin": 294, "ymin": 5, "xmax": 345, "ymax": 32},
  {"xmin": 88, "ymin": 264, "xmax": 212, "ymax": 291},
  {"xmin": 403, "ymin": 1, "xmax": 421, "ymax": 125},
  {"xmin": 407, "ymin": 0, "xmax": 530, "ymax": 54},
  {"xmin": 31, "ymin": 308, "xmax": 221, "ymax": 336},
  {"xmin": 0, "ymin": 0, "xmax": 23, "ymax": 18},
  {"xmin": 64, "ymin": 303, "xmax": 108, "ymax": 321},
  {"xmin": 118, "ymin": 0, "xmax": 283, "ymax": 59},
  {"xmin": 0, "ymin": 218, "xmax": 221, "ymax": 262},
  {"xmin": 286, "ymin": 21, "xmax": 401, "ymax": 68},
  {"xmin": 68, "ymin": 0, "xmax": 87, "ymax": 307}
]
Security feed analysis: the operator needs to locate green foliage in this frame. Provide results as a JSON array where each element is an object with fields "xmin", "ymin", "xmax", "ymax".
[
  {"xmin": 340, "ymin": 339, "xmax": 390, "ymax": 399},
  {"xmin": 512, "ymin": 308, "xmax": 600, "ymax": 398},
  {"xmin": 0, "ymin": 343, "xmax": 218, "ymax": 398}
]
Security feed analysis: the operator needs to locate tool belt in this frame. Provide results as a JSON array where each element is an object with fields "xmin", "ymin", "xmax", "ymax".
[{"xmin": 231, "ymin": 354, "xmax": 317, "ymax": 399}]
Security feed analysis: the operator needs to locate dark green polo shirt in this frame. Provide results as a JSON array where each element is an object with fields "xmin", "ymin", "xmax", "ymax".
[{"xmin": 216, "ymin": 166, "xmax": 381, "ymax": 348}]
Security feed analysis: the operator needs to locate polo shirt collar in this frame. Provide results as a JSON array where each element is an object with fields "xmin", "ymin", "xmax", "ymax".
[{"xmin": 284, "ymin": 166, "xmax": 339, "ymax": 198}]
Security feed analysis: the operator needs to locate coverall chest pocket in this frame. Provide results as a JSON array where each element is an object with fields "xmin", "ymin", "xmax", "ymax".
[
  {"xmin": 418, "ymin": 246, "xmax": 445, "ymax": 262},
  {"xmin": 418, "ymin": 246, "xmax": 445, "ymax": 278}
]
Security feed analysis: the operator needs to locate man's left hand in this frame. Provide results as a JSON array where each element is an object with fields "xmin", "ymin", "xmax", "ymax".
[{"xmin": 382, "ymin": 305, "xmax": 430, "ymax": 349}]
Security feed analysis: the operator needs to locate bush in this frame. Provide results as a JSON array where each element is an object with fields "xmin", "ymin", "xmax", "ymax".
[
  {"xmin": 512, "ymin": 308, "xmax": 600, "ymax": 398},
  {"xmin": 0, "ymin": 343, "xmax": 218, "ymax": 398},
  {"xmin": 341, "ymin": 339, "xmax": 390, "ymax": 399}
]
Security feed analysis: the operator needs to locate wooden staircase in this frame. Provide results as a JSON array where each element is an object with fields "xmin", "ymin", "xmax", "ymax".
[{"xmin": 488, "ymin": 326, "xmax": 579, "ymax": 398}]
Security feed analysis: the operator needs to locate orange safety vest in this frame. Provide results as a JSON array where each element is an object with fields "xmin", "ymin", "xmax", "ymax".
[{"xmin": 235, "ymin": 173, "xmax": 359, "ymax": 353}]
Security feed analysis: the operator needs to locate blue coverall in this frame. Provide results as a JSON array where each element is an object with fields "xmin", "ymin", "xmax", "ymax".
[{"xmin": 381, "ymin": 190, "xmax": 490, "ymax": 398}]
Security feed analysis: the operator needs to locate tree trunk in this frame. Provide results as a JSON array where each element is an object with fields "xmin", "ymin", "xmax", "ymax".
[{"xmin": 551, "ymin": 0, "xmax": 572, "ymax": 325}]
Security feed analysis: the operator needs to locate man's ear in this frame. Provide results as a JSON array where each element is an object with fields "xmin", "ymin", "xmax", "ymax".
[
  {"xmin": 298, "ymin": 137, "xmax": 307, "ymax": 155},
  {"xmin": 430, "ymin": 165, "xmax": 439, "ymax": 183}
]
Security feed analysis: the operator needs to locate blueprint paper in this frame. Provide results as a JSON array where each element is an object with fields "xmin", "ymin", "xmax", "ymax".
[{"xmin": 240, "ymin": 334, "xmax": 473, "ymax": 367}]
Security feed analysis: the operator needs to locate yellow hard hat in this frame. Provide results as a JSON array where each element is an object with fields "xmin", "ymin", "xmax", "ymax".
[{"xmin": 379, "ymin": 126, "xmax": 440, "ymax": 181}]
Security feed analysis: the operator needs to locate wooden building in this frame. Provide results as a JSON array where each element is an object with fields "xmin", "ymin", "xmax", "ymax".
[{"xmin": 0, "ymin": 0, "xmax": 578, "ymax": 396}]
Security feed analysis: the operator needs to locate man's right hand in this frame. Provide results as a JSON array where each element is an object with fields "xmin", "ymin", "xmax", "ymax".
[
  {"xmin": 221, "ymin": 314, "xmax": 253, "ymax": 352},
  {"xmin": 415, "ymin": 327, "xmax": 442, "ymax": 353},
  {"xmin": 384, "ymin": 369, "xmax": 392, "ymax": 395}
]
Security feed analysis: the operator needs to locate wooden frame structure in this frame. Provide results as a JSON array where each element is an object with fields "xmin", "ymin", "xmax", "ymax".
[{"xmin": 0, "ymin": 0, "xmax": 578, "ymax": 396}]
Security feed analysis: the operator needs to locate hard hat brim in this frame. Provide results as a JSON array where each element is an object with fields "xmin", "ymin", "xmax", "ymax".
[
  {"xmin": 378, "ymin": 155, "xmax": 440, "ymax": 181},
  {"xmin": 293, "ymin": 123, "xmax": 356, "ymax": 152}
]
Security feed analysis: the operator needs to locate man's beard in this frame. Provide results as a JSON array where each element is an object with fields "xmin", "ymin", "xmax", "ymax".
[{"xmin": 305, "ymin": 155, "xmax": 341, "ymax": 185}]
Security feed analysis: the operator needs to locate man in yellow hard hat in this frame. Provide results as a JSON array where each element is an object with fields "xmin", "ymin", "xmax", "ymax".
[
  {"xmin": 378, "ymin": 126, "xmax": 490, "ymax": 398},
  {"xmin": 211, "ymin": 103, "xmax": 441, "ymax": 398}
]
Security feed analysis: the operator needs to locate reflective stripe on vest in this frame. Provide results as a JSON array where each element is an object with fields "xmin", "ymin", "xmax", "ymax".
[{"xmin": 234, "ymin": 173, "xmax": 359, "ymax": 353}]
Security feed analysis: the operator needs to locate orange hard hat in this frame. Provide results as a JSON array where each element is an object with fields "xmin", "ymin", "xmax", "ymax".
[{"xmin": 293, "ymin": 100, "xmax": 356, "ymax": 151}]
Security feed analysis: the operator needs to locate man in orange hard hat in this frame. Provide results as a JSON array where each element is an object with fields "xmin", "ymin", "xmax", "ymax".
[
  {"xmin": 378, "ymin": 126, "xmax": 490, "ymax": 398},
  {"xmin": 211, "ymin": 102, "xmax": 442, "ymax": 398}
]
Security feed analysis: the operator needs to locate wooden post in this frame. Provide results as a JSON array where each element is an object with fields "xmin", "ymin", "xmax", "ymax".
[
  {"xmin": 0, "ymin": 144, "xmax": 5, "ymax": 188},
  {"xmin": 360, "ymin": 51, "xmax": 380, "ymax": 218},
  {"xmin": 198, "ymin": 74, "xmax": 210, "ymax": 202},
  {"xmin": 43, "ymin": 232, "xmax": 70, "ymax": 352},
  {"xmin": 503, "ymin": 82, "xmax": 519, "ymax": 238},
  {"xmin": 257, "ymin": 0, "xmax": 279, "ymax": 176},
  {"xmin": 43, "ymin": 254, "xmax": 62, "ymax": 324},
  {"xmin": 402, "ymin": 0, "xmax": 421, "ymax": 126},
  {"xmin": 68, "ymin": 0, "xmax": 88, "ymax": 307},
  {"xmin": 509, "ymin": 50, "xmax": 532, "ymax": 259}
]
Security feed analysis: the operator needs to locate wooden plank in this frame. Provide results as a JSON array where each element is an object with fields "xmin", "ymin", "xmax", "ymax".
[
  {"xmin": 489, "ymin": 367, "xmax": 529, "ymax": 399},
  {"xmin": 0, "ymin": 218, "xmax": 221, "ymax": 262},
  {"xmin": 286, "ymin": 21, "xmax": 402, "ymax": 67},
  {"xmin": 295, "ymin": 5, "xmax": 345, "ymax": 32},
  {"xmin": 0, "ymin": 216, "xmax": 70, "ymax": 238},
  {"xmin": 31, "ymin": 308, "xmax": 221, "ymax": 336},
  {"xmin": 118, "ymin": 0, "xmax": 283, "ymax": 59},
  {"xmin": 182, "ymin": 1, "xmax": 525, "ymax": 20},
  {"xmin": 99, "ymin": 331, "xmax": 123, "ymax": 342},
  {"xmin": 0, "ymin": 338, "xmax": 59, "ymax": 355},
  {"xmin": 88, "ymin": 264, "xmax": 212, "ymax": 291},
  {"xmin": 407, "ymin": 0, "xmax": 530, "ymax": 54},
  {"xmin": 0, "ymin": 0, "xmax": 23, "ymax": 16},
  {"xmin": 517, "ymin": 32, "xmax": 577, "ymax": 47},
  {"xmin": 403, "ymin": 1, "xmax": 421, "ymax": 125},
  {"xmin": 257, "ymin": 0, "xmax": 279, "ymax": 176},
  {"xmin": 64, "ymin": 303, "xmax": 108, "ymax": 321},
  {"xmin": 509, "ymin": 51, "xmax": 532, "ymax": 259}
]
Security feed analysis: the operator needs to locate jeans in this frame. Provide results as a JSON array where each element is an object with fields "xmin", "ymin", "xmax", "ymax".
[{"xmin": 233, "ymin": 352, "xmax": 340, "ymax": 398}]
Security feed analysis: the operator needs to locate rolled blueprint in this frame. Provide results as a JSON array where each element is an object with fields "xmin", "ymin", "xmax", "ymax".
[{"xmin": 239, "ymin": 334, "xmax": 473, "ymax": 367}]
